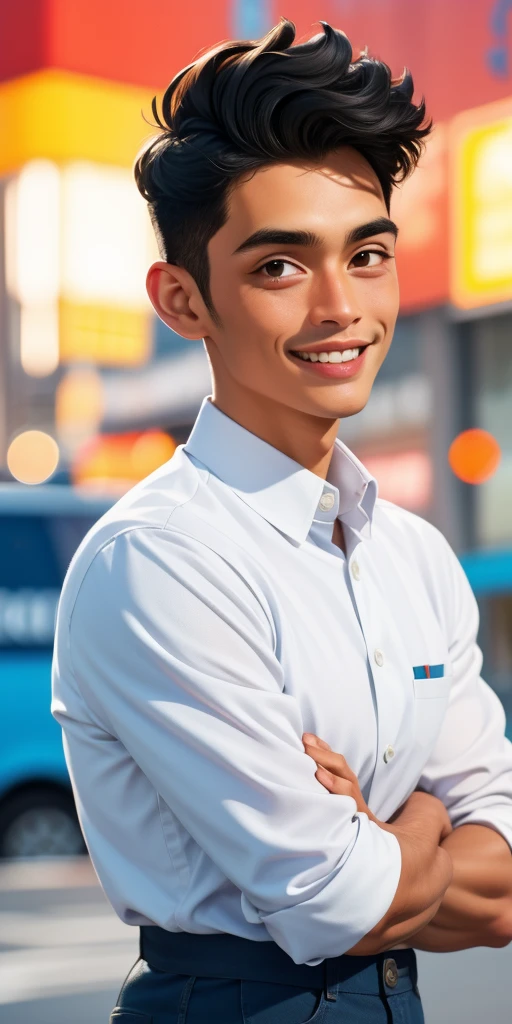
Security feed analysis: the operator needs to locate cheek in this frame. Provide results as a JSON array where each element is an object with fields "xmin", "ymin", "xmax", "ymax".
[
  {"xmin": 245, "ymin": 289, "xmax": 301, "ymax": 336},
  {"xmin": 380, "ymin": 272, "xmax": 399, "ymax": 315},
  {"xmin": 218, "ymin": 282, "xmax": 304, "ymax": 341},
  {"xmin": 359, "ymin": 274, "xmax": 399, "ymax": 327}
]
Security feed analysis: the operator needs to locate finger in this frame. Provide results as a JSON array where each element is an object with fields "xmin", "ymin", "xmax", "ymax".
[
  {"xmin": 305, "ymin": 747, "xmax": 349, "ymax": 776},
  {"xmin": 315, "ymin": 767, "xmax": 356, "ymax": 799},
  {"xmin": 302, "ymin": 733, "xmax": 331, "ymax": 750},
  {"xmin": 304, "ymin": 745, "xmax": 355, "ymax": 780}
]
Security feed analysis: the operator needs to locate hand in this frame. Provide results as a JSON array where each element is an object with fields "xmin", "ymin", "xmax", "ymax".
[
  {"xmin": 303, "ymin": 732, "xmax": 454, "ymax": 954},
  {"xmin": 302, "ymin": 732, "xmax": 380, "ymax": 825},
  {"xmin": 303, "ymin": 734, "xmax": 452, "ymax": 841},
  {"xmin": 390, "ymin": 790, "xmax": 453, "ymax": 843}
]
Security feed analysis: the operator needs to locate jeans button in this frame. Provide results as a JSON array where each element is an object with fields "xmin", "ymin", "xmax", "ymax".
[{"xmin": 383, "ymin": 958, "xmax": 398, "ymax": 988}]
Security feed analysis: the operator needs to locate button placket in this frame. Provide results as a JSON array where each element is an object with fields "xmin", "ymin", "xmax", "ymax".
[
  {"xmin": 373, "ymin": 651, "xmax": 397, "ymax": 767},
  {"xmin": 346, "ymin": 548, "xmax": 397, "ymax": 794},
  {"xmin": 345, "ymin": 547, "xmax": 398, "ymax": 798}
]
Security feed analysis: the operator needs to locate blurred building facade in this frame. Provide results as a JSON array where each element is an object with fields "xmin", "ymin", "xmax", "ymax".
[{"xmin": 0, "ymin": 0, "xmax": 511, "ymax": 712}]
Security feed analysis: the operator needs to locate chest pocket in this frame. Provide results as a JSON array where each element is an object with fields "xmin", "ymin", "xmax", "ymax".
[
  {"xmin": 412, "ymin": 665, "xmax": 452, "ymax": 759},
  {"xmin": 413, "ymin": 675, "xmax": 452, "ymax": 699}
]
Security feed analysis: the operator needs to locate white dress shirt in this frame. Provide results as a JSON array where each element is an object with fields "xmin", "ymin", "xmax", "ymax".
[{"xmin": 52, "ymin": 396, "xmax": 512, "ymax": 966}]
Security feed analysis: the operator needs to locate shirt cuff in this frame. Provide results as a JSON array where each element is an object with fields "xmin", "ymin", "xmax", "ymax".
[
  {"xmin": 241, "ymin": 815, "xmax": 402, "ymax": 965},
  {"xmin": 451, "ymin": 806, "xmax": 512, "ymax": 852}
]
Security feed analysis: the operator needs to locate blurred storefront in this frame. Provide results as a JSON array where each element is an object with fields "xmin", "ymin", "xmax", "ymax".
[{"xmin": 0, "ymin": 1, "xmax": 511, "ymax": 715}]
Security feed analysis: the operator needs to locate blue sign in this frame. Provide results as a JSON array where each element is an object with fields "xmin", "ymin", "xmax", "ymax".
[
  {"xmin": 487, "ymin": 0, "xmax": 512, "ymax": 76},
  {"xmin": 231, "ymin": 0, "xmax": 273, "ymax": 39}
]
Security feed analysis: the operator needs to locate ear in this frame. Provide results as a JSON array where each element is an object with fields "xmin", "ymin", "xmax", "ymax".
[{"xmin": 146, "ymin": 261, "xmax": 212, "ymax": 340}]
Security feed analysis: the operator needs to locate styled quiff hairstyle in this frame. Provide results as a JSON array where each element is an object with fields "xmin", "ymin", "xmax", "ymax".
[{"xmin": 135, "ymin": 18, "xmax": 431, "ymax": 316}]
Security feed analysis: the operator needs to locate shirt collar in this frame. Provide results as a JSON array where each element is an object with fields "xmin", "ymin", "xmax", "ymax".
[{"xmin": 184, "ymin": 397, "xmax": 377, "ymax": 546}]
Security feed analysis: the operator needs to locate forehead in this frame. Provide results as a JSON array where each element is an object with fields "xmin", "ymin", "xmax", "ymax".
[{"xmin": 222, "ymin": 148, "xmax": 387, "ymax": 244}]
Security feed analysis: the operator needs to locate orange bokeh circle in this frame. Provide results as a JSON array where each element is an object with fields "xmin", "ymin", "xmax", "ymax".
[{"xmin": 448, "ymin": 429, "xmax": 501, "ymax": 484}]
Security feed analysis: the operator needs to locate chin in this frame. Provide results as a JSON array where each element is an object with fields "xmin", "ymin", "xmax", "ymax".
[{"xmin": 330, "ymin": 392, "xmax": 372, "ymax": 420}]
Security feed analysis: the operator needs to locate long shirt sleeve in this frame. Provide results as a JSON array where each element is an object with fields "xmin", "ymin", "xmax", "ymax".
[
  {"xmin": 418, "ymin": 530, "xmax": 512, "ymax": 850},
  {"xmin": 52, "ymin": 401, "xmax": 512, "ymax": 965},
  {"xmin": 54, "ymin": 525, "xmax": 401, "ymax": 965}
]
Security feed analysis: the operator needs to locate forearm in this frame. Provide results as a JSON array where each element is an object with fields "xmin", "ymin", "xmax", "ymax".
[
  {"xmin": 302, "ymin": 734, "xmax": 512, "ymax": 954},
  {"xmin": 347, "ymin": 889, "xmax": 446, "ymax": 955},
  {"xmin": 411, "ymin": 824, "xmax": 512, "ymax": 952},
  {"xmin": 346, "ymin": 793, "xmax": 453, "ymax": 955}
]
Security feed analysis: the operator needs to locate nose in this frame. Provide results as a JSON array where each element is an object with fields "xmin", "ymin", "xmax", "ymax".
[{"xmin": 308, "ymin": 266, "xmax": 362, "ymax": 330}]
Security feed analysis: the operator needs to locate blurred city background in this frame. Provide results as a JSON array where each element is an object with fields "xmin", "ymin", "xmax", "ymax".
[{"xmin": 0, "ymin": 1, "xmax": 511, "ymax": 1021}]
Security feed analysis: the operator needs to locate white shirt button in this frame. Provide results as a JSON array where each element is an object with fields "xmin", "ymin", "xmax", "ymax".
[
  {"xmin": 383, "ymin": 745, "xmax": 395, "ymax": 764},
  {"xmin": 374, "ymin": 649, "xmax": 384, "ymax": 667},
  {"xmin": 351, "ymin": 560, "xmax": 360, "ymax": 580},
  {"xmin": 319, "ymin": 492, "xmax": 335, "ymax": 511}
]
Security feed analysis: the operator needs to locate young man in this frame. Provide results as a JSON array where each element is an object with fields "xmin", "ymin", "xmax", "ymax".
[{"xmin": 52, "ymin": 19, "xmax": 512, "ymax": 1024}]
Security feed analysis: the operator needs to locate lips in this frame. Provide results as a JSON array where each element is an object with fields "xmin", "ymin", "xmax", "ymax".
[{"xmin": 288, "ymin": 344, "xmax": 370, "ymax": 378}]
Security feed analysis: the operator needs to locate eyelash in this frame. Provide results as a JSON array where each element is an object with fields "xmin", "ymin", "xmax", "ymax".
[{"xmin": 256, "ymin": 249, "xmax": 394, "ymax": 277}]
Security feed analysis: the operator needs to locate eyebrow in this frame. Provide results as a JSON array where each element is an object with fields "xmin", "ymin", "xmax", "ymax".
[
  {"xmin": 346, "ymin": 217, "xmax": 399, "ymax": 246},
  {"xmin": 232, "ymin": 217, "xmax": 398, "ymax": 255}
]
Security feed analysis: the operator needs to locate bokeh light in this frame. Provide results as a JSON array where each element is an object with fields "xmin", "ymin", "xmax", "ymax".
[
  {"xmin": 72, "ymin": 429, "xmax": 177, "ymax": 492},
  {"xmin": 55, "ymin": 368, "xmax": 104, "ymax": 447},
  {"xmin": 7, "ymin": 430, "xmax": 60, "ymax": 484},
  {"xmin": 448, "ymin": 428, "xmax": 501, "ymax": 484},
  {"xmin": 130, "ymin": 431, "xmax": 177, "ymax": 478}
]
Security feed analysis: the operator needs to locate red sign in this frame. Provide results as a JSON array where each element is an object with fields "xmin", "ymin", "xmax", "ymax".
[
  {"xmin": 284, "ymin": 0, "xmax": 512, "ymax": 125},
  {"xmin": 392, "ymin": 123, "xmax": 449, "ymax": 311},
  {"xmin": 1, "ymin": 0, "xmax": 512, "ymax": 119},
  {"xmin": 0, "ymin": 0, "xmax": 229, "ymax": 88}
]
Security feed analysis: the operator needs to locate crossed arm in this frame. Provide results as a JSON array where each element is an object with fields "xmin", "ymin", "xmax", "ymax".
[
  {"xmin": 303, "ymin": 732, "xmax": 512, "ymax": 953},
  {"xmin": 407, "ymin": 823, "xmax": 512, "ymax": 952},
  {"xmin": 60, "ymin": 527, "xmax": 512, "ymax": 964}
]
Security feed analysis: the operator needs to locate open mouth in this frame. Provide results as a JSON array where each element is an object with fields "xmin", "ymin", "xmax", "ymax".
[
  {"xmin": 289, "ymin": 346, "xmax": 365, "ymax": 364},
  {"xmin": 286, "ymin": 344, "xmax": 372, "ymax": 377}
]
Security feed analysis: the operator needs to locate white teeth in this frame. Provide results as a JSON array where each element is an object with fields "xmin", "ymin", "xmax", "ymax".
[{"xmin": 296, "ymin": 348, "xmax": 361, "ymax": 363}]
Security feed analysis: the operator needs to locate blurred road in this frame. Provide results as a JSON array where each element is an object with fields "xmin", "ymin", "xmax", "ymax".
[
  {"xmin": 0, "ymin": 858, "xmax": 138, "ymax": 1023},
  {"xmin": 0, "ymin": 858, "xmax": 511, "ymax": 1023}
]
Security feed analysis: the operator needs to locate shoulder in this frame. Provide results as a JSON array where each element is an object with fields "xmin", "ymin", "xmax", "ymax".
[
  {"xmin": 59, "ymin": 446, "xmax": 200, "ymax": 599},
  {"xmin": 57, "ymin": 446, "xmax": 272, "ymax": 633},
  {"xmin": 373, "ymin": 497, "xmax": 475, "ymax": 635},
  {"xmin": 373, "ymin": 496, "xmax": 454, "ymax": 561}
]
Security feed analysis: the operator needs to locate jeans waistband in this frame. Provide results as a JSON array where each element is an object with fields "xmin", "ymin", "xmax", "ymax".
[{"xmin": 139, "ymin": 926, "xmax": 417, "ymax": 999}]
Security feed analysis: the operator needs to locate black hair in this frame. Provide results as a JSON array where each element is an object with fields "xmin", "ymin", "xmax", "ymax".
[{"xmin": 134, "ymin": 18, "xmax": 431, "ymax": 317}]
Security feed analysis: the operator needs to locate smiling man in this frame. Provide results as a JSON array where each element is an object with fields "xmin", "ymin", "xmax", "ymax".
[{"xmin": 52, "ymin": 19, "xmax": 512, "ymax": 1024}]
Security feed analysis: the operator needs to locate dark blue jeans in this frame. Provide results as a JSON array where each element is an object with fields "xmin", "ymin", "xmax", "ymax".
[{"xmin": 109, "ymin": 929, "xmax": 424, "ymax": 1023}]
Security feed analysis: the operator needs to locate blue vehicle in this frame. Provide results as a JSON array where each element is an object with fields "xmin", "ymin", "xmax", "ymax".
[
  {"xmin": 0, "ymin": 484, "xmax": 113, "ymax": 858},
  {"xmin": 0, "ymin": 482, "xmax": 510, "ymax": 856}
]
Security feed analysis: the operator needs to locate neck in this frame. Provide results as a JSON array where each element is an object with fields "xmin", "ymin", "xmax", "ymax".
[{"xmin": 210, "ymin": 384, "xmax": 340, "ymax": 481}]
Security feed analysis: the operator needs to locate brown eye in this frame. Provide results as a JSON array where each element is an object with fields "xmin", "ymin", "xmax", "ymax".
[
  {"xmin": 350, "ymin": 250, "xmax": 390, "ymax": 268},
  {"xmin": 260, "ymin": 260, "xmax": 297, "ymax": 278},
  {"xmin": 264, "ymin": 260, "xmax": 286, "ymax": 277},
  {"xmin": 352, "ymin": 251, "xmax": 372, "ymax": 267}
]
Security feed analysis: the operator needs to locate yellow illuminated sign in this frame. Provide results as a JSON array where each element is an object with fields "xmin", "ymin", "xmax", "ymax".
[
  {"xmin": 59, "ymin": 301, "xmax": 151, "ymax": 366},
  {"xmin": 5, "ymin": 158, "xmax": 157, "ymax": 372},
  {"xmin": 451, "ymin": 98, "xmax": 512, "ymax": 309},
  {"xmin": 0, "ymin": 69, "xmax": 158, "ymax": 173}
]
